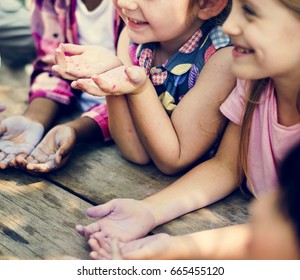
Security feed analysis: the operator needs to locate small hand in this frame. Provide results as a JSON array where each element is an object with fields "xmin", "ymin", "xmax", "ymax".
[
  {"xmin": 71, "ymin": 65, "xmax": 148, "ymax": 96},
  {"xmin": 0, "ymin": 116, "xmax": 44, "ymax": 169},
  {"xmin": 76, "ymin": 198, "xmax": 155, "ymax": 242},
  {"xmin": 15, "ymin": 124, "xmax": 76, "ymax": 173},
  {"xmin": 89, "ymin": 233, "xmax": 171, "ymax": 260},
  {"xmin": 52, "ymin": 44, "xmax": 122, "ymax": 80}
]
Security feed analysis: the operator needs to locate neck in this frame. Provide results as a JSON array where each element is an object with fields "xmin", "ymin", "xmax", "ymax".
[{"xmin": 274, "ymin": 77, "xmax": 300, "ymax": 127}]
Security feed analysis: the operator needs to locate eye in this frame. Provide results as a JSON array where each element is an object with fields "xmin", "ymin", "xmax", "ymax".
[{"xmin": 242, "ymin": 5, "xmax": 256, "ymax": 16}]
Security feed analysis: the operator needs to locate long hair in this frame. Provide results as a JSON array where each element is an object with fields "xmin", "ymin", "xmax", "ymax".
[{"xmin": 239, "ymin": 0, "xmax": 300, "ymax": 192}]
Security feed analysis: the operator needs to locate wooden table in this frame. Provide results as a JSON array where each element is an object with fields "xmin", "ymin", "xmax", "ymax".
[{"xmin": 0, "ymin": 64, "xmax": 251, "ymax": 260}]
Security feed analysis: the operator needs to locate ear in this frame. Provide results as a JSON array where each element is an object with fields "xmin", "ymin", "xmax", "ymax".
[{"xmin": 197, "ymin": 0, "xmax": 228, "ymax": 20}]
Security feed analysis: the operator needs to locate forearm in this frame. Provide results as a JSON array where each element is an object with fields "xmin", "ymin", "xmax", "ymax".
[
  {"xmin": 127, "ymin": 85, "xmax": 185, "ymax": 173},
  {"xmin": 64, "ymin": 117, "xmax": 103, "ymax": 143},
  {"xmin": 167, "ymin": 224, "xmax": 250, "ymax": 260},
  {"xmin": 143, "ymin": 122, "xmax": 242, "ymax": 227},
  {"xmin": 106, "ymin": 95, "xmax": 150, "ymax": 164},
  {"xmin": 128, "ymin": 48, "xmax": 236, "ymax": 175},
  {"xmin": 143, "ymin": 158, "xmax": 238, "ymax": 227},
  {"xmin": 23, "ymin": 98, "xmax": 61, "ymax": 130}
]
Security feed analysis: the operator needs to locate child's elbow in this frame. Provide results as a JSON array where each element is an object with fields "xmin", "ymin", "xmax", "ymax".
[
  {"xmin": 156, "ymin": 161, "xmax": 185, "ymax": 176},
  {"xmin": 122, "ymin": 151, "xmax": 151, "ymax": 166}
]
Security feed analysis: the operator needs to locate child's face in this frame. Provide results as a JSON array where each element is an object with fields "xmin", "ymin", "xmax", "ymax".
[
  {"xmin": 247, "ymin": 191, "xmax": 299, "ymax": 259},
  {"xmin": 222, "ymin": 0, "xmax": 300, "ymax": 81},
  {"xmin": 113, "ymin": 0, "xmax": 202, "ymax": 50}
]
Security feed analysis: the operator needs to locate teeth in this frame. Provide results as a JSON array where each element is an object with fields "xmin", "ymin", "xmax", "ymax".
[
  {"xmin": 129, "ymin": 18, "xmax": 146, "ymax": 24},
  {"xmin": 236, "ymin": 47, "xmax": 252, "ymax": 54}
]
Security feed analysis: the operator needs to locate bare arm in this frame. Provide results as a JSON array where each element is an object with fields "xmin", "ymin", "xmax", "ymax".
[
  {"xmin": 105, "ymin": 28, "xmax": 150, "ymax": 164},
  {"xmin": 77, "ymin": 122, "xmax": 244, "ymax": 242},
  {"xmin": 142, "ymin": 121, "xmax": 242, "ymax": 227},
  {"xmin": 118, "ymin": 224, "xmax": 251, "ymax": 260},
  {"xmin": 127, "ymin": 47, "xmax": 236, "ymax": 174},
  {"xmin": 23, "ymin": 97, "xmax": 62, "ymax": 130}
]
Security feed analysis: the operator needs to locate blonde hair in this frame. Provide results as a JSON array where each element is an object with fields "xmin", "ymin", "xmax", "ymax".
[{"xmin": 239, "ymin": 1, "xmax": 300, "ymax": 193}]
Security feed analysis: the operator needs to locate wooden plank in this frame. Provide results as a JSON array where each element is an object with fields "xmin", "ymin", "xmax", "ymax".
[
  {"xmin": 45, "ymin": 142, "xmax": 179, "ymax": 202},
  {"xmin": 45, "ymin": 142, "xmax": 252, "ymax": 235},
  {"xmin": 0, "ymin": 169, "xmax": 92, "ymax": 259}
]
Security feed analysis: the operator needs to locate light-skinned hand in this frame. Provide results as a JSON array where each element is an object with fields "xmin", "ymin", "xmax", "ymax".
[
  {"xmin": 0, "ymin": 115, "xmax": 44, "ymax": 169},
  {"xmin": 52, "ymin": 44, "xmax": 122, "ymax": 80},
  {"xmin": 76, "ymin": 198, "xmax": 155, "ymax": 242},
  {"xmin": 71, "ymin": 65, "xmax": 147, "ymax": 96}
]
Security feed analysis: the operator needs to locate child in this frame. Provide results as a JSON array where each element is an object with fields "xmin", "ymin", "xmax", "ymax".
[
  {"xmin": 92, "ymin": 142, "xmax": 300, "ymax": 260},
  {"xmin": 53, "ymin": 0, "xmax": 236, "ymax": 175},
  {"xmin": 0, "ymin": 0, "xmax": 123, "ymax": 171},
  {"xmin": 75, "ymin": 0, "xmax": 300, "ymax": 252}
]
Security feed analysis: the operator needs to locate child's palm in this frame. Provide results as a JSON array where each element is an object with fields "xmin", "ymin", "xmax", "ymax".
[
  {"xmin": 16, "ymin": 125, "xmax": 76, "ymax": 173},
  {"xmin": 0, "ymin": 116, "xmax": 44, "ymax": 168},
  {"xmin": 71, "ymin": 66, "xmax": 147, "ymax": 96},
  {"xmin": 76, "ymin": 199, "xmax": 155, "ymax": 242}
]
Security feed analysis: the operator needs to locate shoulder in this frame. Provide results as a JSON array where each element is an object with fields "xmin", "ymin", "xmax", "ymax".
[{"xmin": 209, "ymin": 26, "xmax": 231, "ymax": 50}]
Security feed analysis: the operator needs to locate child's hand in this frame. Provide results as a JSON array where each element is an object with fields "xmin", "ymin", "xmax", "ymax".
[
  {"xmin": 89, "ymin": 233, "xmax": 171, "ymax": 260},
  {"xmin": 0, "ymin": 116, "xmax": 44, "ymax": 169},
  {"xmin": 71, "ymin": 66, "xmax": 148, "ymax": 96},
  {"xmin": 52, "ymin": 44, "xmax": 122, "ymax": 80},
  {"xmin": 15, "ymin": 124, "xmax": 76, "ymax": 173},
  {"xmin": 75, "ymin": 198, "xmax": 155, "ymax": 242}
]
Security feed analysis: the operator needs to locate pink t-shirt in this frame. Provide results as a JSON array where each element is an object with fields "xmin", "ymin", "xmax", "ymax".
[{"xmin": 220, "ymin": 79, "xmax": 300, "ymax": 197}]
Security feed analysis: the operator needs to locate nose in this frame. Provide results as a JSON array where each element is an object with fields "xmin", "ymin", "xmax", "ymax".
[
  {"xmin": 117, "ymin": 0, "xmax": 138, "ymax": 10},
  {"xmin": 222, "ymin": 7, "xmax": 241, "ymax": 36}
]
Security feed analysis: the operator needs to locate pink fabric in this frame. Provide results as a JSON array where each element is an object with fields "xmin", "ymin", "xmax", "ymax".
[
  {"xmin": 220, "ymin": 79, "xmax": 300, "ymax": 197},
  {"xmin": 81, "ymin": 104, "xmax": 111, "ymax": 141},
  {"xmin": 29, "ymin": 0, "xmax": 123, "ymax": 141}
]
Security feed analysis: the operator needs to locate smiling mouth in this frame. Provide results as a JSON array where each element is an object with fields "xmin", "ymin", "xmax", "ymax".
[
  {"xmin": 128, "ymin": 17, "xmax": 147, "ymax": 24},
  {"xmin": 235, "ymin": 46, "xmax": 254, "ymax": 54}
]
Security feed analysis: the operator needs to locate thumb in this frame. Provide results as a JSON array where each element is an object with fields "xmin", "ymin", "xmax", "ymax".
[
  {"xmin": 61, "ymin": 43, "xmax": 86, "ymax": 55},
  {"xmin": 86, "ymin": 200, "xmax": 115, "ymax": 218}
]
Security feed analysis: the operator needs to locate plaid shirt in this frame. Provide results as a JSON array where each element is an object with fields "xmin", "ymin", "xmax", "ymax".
[
  {"xmin": 129, "ymin": 22, "xmax": 231, "ymax": 115},
  {"xmin": 30, "ymin": 0, "xmax": 124, "ymax": 141}
]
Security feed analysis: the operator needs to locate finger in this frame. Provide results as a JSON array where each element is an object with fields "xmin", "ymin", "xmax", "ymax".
[
  {"xmin": 60, "ymin": 43, "xmax": 86, "ymax": 55},
  {"xmin": 111, "ymin": 239, "xmax": 123, "ymax": 260},
  {"xmin": 71, "ymin": 79, "xmax": 105, "ymax": 96},
  {"xmin": 65, "ymin": 66, "xmax": 91, "ymax": 79},
  {"xmin": 85, "ymin": 202, "xmax": 114, "ymax": 218},
  {"xmin": 81, "ymin": 221, "xmax": 103, "ymax": 238},
  {"xmin": 52, "ymin": 65, "xmax": 76, "ymax": 81},
  {"xmin": 0, "ymin": 154, "xmax": 15, "ymax": 169},
  {"xmin": 75, "ymin": 224, "xmax": 86, "ymax": 236},
  {"xmin": 88, "ymin": 238, "xmax": 102, "ymax": 253},
  {"xmin": 91, "ymin": 75, "xmax": 116, "ymax": 93},
  {"xmin": 92, "ymin": 233, "xmax": 111, "ymax": 251},
  {"xmin": 54, "ymin": 47, "xmax": 67, "ymax": 69},
  {"xmin": 125, "ymin": 66, "xmax": 146, "ymax": 85},
  {"xmin": 89, "ymin": 250, "xmax": 106, "ymax": 260}
]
